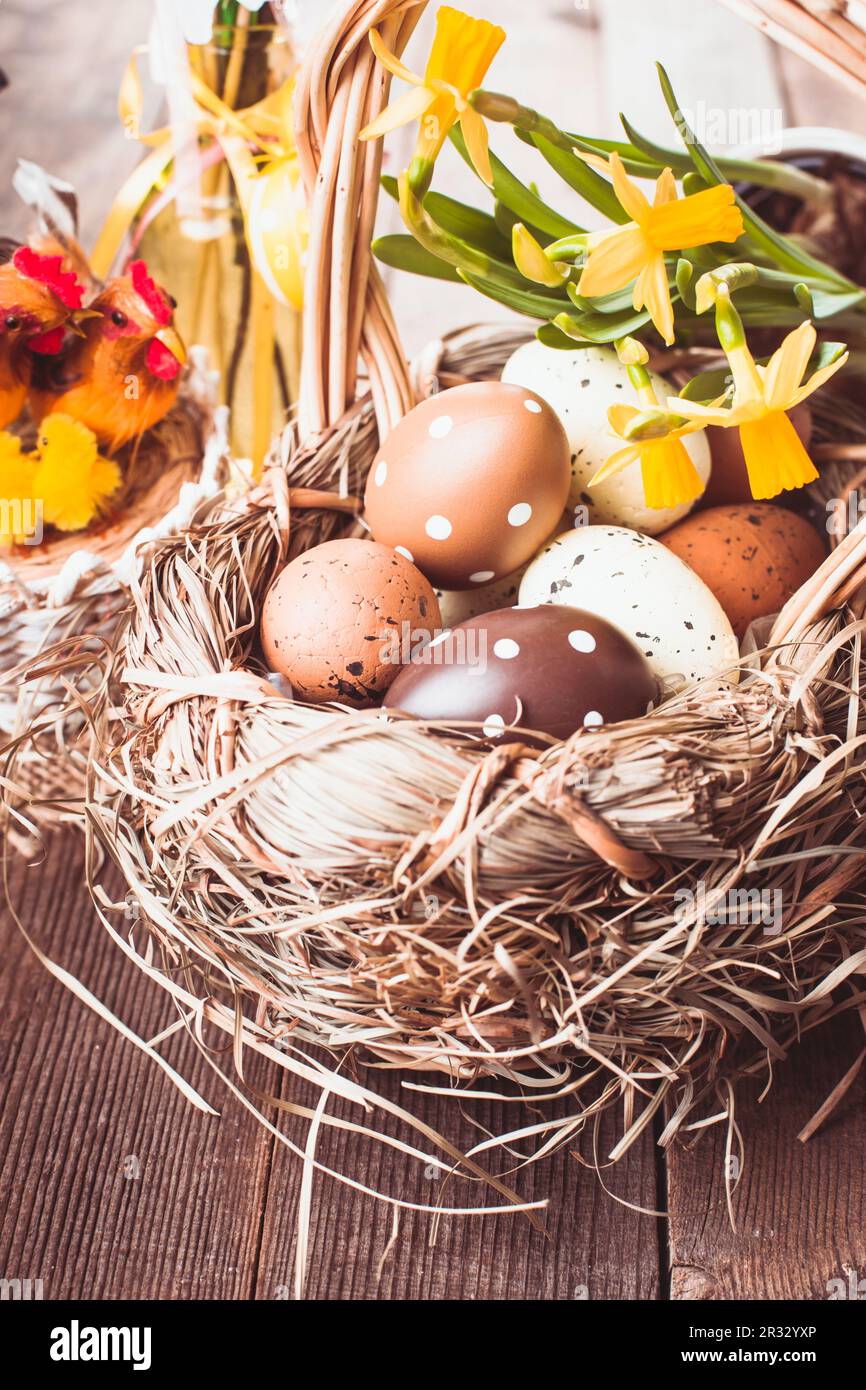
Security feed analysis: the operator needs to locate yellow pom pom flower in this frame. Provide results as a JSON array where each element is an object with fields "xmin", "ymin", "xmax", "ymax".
[
  {"xmin": 576, "ymin": 154, "xmax": 744, "ymax": 346},
  {"xmin": 0, "ymin": 431, "xmax": 38, "ymax": 547},
  {"xmin": 32, "ymin": 414, "xmax": 121, "ymax": 533},
  {"xmin": 360, "ymin": 6, "xmax": 506, "ymax": 196}
]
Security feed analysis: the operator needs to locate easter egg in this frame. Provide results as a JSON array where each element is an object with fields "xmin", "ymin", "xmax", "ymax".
[
  {"xmin": 363, "ymin": 381, "xmax": 571, "ymax": 588},
  {"xmin": 501, "ymin": 341, "xmax": 711, "ymax": 533},
  {"xmin": 705, "ymin": 403, "xmax": 813, "ymax": 505},
  {"xmin": 434, "ymin": 512, "xmax": 572, "ymax": 628},
  {"xmin": 260, "ymin": 538, "xmax": 440, "ymax": 705},
  {"xmin": 659, "ymin": 503, "xmax": 826, "ymax": 639},
  {"xmin": 436, "ymin": 568, "xmax": 526, "ymax": 630},
  {"xmin": 518, "ymin": 525, "xmax": 740, "ymax": 690},
  {"xmin": 384, "ymin": 604, "xmax": 657, "ymax": 745}
]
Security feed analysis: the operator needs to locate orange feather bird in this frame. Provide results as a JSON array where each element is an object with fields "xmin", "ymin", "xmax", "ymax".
[
  {"xmin": 29, "ymin": 259, "xmax": 187, "ymax": 454},
  {"xmin": 0, "ymin": 246, "xmax": 85, "ymax": 428}
]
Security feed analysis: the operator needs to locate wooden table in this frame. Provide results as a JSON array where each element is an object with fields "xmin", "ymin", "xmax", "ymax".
[{"xmin": 1, "ymin": 0, "xmax": 864, "ymax": 1301}]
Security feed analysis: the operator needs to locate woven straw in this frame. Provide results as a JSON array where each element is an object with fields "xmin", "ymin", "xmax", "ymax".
[
  {"xmin": 79, "ymin": 0, "xmax": 866, "ymax": 1205},
  {"xmin": 0, "ymin": 352, "xmax": 229, "ymax": 816},
  {"xmin": 718, "ymin": 0, "xmax": 866, "ymax": 100}
]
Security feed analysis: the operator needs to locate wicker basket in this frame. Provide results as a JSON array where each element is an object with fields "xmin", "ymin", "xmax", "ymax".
[
  {"xmin": 718, "ymin": 0, "xmax": 866, "ymax": 100},
  {"xmin": 83, "ymin": 0, "xmax": 866, "ymax": 1201},
  {"xmin": 0, "ymin": 352, "xmax": 230, "ymax": 826}
]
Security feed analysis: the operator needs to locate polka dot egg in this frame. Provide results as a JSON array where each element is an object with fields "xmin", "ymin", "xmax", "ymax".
[
  {"xmin": 384, "ymin": 604, "xmax": 658, "ymax": 746},
  {"xmin": 364, "ymin": 381, "xmax": 571, "ymax": 589}
]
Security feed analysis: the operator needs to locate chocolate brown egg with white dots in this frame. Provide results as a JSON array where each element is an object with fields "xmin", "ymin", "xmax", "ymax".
[
  {"xmin": 260, "ymin": 538, "xmax": 440, "ymax": 706},
  {"xmin": 364, "ymin": 381, "xmax": 571, "ymax": 589},
  {"xmin": 383, "ymin": 604, "xmax": 658, "ymax": 745}
]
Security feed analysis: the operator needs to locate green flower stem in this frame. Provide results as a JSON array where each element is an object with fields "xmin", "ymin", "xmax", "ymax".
[
  {"xmin": 470, "ymin": 89, "xmax": 835, "ymax": 209},
  {"xmin": 408, "ymin": 155, "xmax": 436, "ymax": 199},
  {"xmin": 617, "ymin": 111, "xmax": 835, "ymax": 209},
  {"xmin": 714, "ymin": 287, "xmax": 747, "ymax": 352}
]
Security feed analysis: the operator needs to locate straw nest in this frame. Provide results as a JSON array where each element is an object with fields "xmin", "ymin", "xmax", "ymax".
[
  {"xmin": 63, "ymin": 0, "xmax": 866, "ymax": 1216},
  {"xmin": 83, "ymin": 323, "xmax": 866, "ymax": 1191}
]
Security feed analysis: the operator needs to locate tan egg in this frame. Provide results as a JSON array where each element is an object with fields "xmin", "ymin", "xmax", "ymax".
[
  {"xmin": 363, "ymin": 381, "xmax": 571, "ymax": 589},
  {"xmin": 705, "ymin": 403, "xmax": 813, "ymax": 505},
  {"xmin": 659, "ymin": 503, "xmax": 826, "ymax": 639},
  {"xmin": 260, "ymin": 538, "xmax": 441, "ymax": 705}
]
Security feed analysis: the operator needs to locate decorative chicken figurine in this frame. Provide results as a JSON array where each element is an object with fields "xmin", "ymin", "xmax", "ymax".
[
  {"xmin": 0, "ymin": 246, "xmax": 85, "ymax": 428},
  {"xmin": 29, "ymin": 259, "xmax": 187, "ymax": 454}
]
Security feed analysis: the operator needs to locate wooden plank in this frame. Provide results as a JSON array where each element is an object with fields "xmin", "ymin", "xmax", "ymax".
[
  {"xmin": 254, "ymin": 1071, "xmax": 662, "ymax": 1300},
  {"xmin": 666, "ymin": 1014, "xmax": 866, "ymax": 1300},
  {"xmin": 0, "ymin": 832, "xmax": 660, "ymax": 1300},
  {"xmin": 0, "ymin": 830, "xmax": 278, "ymax": 1299}
]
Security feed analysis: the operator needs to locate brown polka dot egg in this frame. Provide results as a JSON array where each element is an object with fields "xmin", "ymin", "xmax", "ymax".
[
  {"xmin": 364, "ymin": 381, "xmax": 571, "ymax": 589},
  {"xmin": 260, "ymin": 538, "xmax": 440, "ymax": 705},
  {"xmin": 384, "ymin": 604, "xmax": 658, "ymax": 746}
]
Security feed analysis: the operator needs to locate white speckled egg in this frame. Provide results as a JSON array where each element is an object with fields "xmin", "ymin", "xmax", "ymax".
[
  {"xmin": 502, "ymin": 341, "xmax": 711, "ymax": 534},
  {"xmin": 518, "ymin": 525, "xmax": 740, "ymax": 690}
]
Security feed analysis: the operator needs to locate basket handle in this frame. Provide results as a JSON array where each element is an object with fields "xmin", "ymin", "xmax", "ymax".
[{"xmin": 293, "ymin": 0, "xmax": 427, "ymax": 444}]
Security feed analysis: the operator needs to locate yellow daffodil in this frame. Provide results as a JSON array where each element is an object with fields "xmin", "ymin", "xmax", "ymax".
[
  {"xmin": 589, "ymin": 340, "xmax": 707, "ymax": 509},
  {"xmin": 359, "ymin": 6, "xmax": 505, "ymax": 195},
  {"xmin": 672, "ymin": 291, "xmax": 848, "ymax": 500},
  {"xmin": 576, "ymin": 154, "xmax": 744, "ymax": 346}
]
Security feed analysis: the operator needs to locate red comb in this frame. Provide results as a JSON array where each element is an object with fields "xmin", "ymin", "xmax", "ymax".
[
  {"xmin": 13, "ymin": 247, "xmax": 84, "ymax": 309},
  {"xmin": 129, "ymin": 259, "xmax": 171, "ymax": 326}
]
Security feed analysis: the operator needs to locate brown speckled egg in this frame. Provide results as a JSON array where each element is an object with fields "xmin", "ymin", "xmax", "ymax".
[
  {"xmin": 659, "ymin": 503, "xmax": 826, "ymax": 640},
  {"xmin": 705, "ymin": 403, "xmax": 812, "ymax": 505},
  {"xmin": 260, "ymin": 538, "xmax": 441, "ymax": 705},
  {"xmin": 364, "ymin": 381, "xmax": 571, "ymax": 589},
  {"xmin": 384, "ymin": 605, "xmax": 657, "ymax": 746}
]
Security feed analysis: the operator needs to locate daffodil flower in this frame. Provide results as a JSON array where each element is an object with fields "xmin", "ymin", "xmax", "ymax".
[
  {"xmin": 589, "ymin": 339, "xmax": 708, "ymax": 510},
  {"xmin": 359, "ymin": 6, "xmax": 505, "ymax": 196},
  {"xmin": 576, "ymin": 154, "xmax": 743, "ymax": 346},
  {"xmin": 671, "ymin": 289, "xmax": 848, "ymax": 501}
]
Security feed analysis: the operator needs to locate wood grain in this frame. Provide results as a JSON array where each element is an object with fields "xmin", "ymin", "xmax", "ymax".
[
  {"xmin": 1, "ymin": 0, "xmax": 865, "ymax": 1303},
  {"xmin": 666, "ymin": 1014, "xmax": 866, "ymax": 1300},
  {"xmin": 0, "ymin": 829, "xmax": 661, "ymax": 1300}
]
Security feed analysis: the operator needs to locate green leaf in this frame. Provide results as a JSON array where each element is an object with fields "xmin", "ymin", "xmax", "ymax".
[
  {"xmin": 380, "ymin": 176, "xmax": 510, "ymax": 258},
  {"xmin": 449, "ymin": 125, "xmax": 579, "ymax": 238},
  {"xmin": 655, "ymin": 63, "xmax": 857, "ymax": 293},
  {"xmin": 809, "ymin": 287, "xmax": 866, "ymax": 319},
  {"xmin": 372, "ymin": 236, "xmax": 463, "ymax": 283},
  {"xmin": 458, "ymin": 270, "xmax": 570, "ymax": 320},
  {"xmin": 529, "ymin": 133, "xmax": 629, "ymax": 224},
  {"xmin": 679, "ymin": 367, "xmax": 733, "ymax": 403},
  {"xmin": 676, "ymin": 258, "xmax": 696, "ymax": 310},
  {"xmin": 567, "ymin": 280, "xmax": 642, "ymax": 316},
  {"xmin": 537, "ymin": 321, "xmax": 588, "ymax": 350}
]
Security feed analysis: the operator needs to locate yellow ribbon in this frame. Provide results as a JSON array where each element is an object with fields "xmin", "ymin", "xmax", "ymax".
[{"xmin": 96, "ymin": 46, "xmax": 307, "ymax": 474}]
